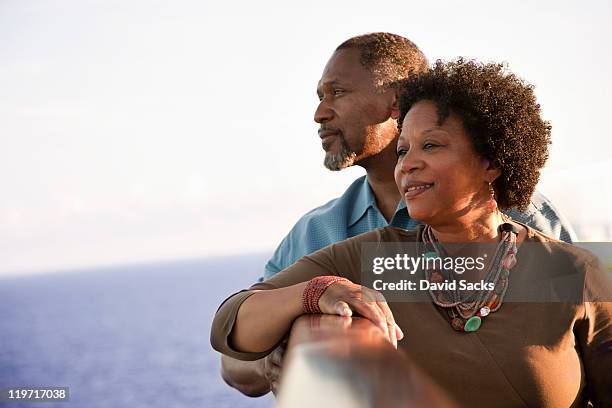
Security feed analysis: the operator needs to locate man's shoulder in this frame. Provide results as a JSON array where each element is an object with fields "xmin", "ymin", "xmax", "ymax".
[
  {"xmin": 292, "ymin": 175, "xmax": 368, "ymax": 227},
  {"xmin": 505, "ymin": 190, "xmax": 576, "ymax": 243},
  {"xmin": 264, "ymin": 176, "xmax": 371, "ymax": 278}
]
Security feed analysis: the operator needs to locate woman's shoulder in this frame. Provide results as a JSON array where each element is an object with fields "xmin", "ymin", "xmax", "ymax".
[
  {"xmin": 520, "ymin": 223, "xmax": 610, "ymax": 299},
  {"xmin": 522, "ymin": 222, "xmax": 596, "ymax": 262},
  {"xmin": 314, "ymin": 226, "xmax": 423, "ymax": 267},
  {"xmin": 384, "ymin": 225, "xmax": 424, "ymax": 241},
  {"xmin": 327, "ymin": 225, "xmax": 424, "ymax": 248}
]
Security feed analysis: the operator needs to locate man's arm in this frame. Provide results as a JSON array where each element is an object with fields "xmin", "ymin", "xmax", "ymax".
[
  {"xmin": 220, "ymin": 205, "xmax": 338, "ymax": 394},
  {"xmin": 219, "ymin": 230, "xmax": 301, "ymax": 397},
  {"xmin": 220, "ymin": 356, "xmax": 270, "ymax": 397},
  {"xmin": 221, "ymin": 341, "xmax": 287, "ymax": 397}
]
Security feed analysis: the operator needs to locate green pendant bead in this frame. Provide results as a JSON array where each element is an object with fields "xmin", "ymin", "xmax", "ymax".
[
  {"xmin": 424, "ymin": 251, "xmax": 437, "ymax": 259},
  {"xmin": 464, "ymin": 316, "xmax": 482, "ymax": 332}
]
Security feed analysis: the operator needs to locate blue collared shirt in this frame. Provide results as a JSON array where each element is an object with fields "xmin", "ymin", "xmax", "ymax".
[{"xmin": 264, "ymin": 175, "xmax": 576, "ymax": 280}]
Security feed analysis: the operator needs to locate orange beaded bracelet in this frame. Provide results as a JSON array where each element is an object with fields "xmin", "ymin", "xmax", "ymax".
[{"xmin": 302, "ymin": 276, "xmax": 350, "ymax": 314}]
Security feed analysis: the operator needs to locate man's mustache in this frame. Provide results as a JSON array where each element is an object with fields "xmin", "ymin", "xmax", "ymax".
[{"xmin": 318, "ymin": 125, "xmax": 342, "ymax": 138}]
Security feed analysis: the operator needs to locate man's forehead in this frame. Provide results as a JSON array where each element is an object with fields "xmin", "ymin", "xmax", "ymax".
[
  {"xmin": 317, "ymin": 48, "xmax": 374, "ymax": 89},
  {"xmin": 317, "ymin": 78, "xmax": 344, "ymax": 90}
]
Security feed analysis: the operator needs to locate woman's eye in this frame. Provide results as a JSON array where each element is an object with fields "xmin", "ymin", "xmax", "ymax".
[
  {"xmin": 423, "ymin": 143, "xmax": 438, "ymax": 150},
  {"xmin": 396, "ymin": 148, "xmax": 408, "ymax": 158}
]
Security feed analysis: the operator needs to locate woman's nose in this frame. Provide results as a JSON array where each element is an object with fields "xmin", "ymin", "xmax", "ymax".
[{"xmin": 397, "ymin": 151, "xmax": 422, "ymax": 174}]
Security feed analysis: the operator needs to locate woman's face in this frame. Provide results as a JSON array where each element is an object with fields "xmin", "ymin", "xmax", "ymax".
[{"xmin": 394, "ymin": 100, "xmax": 494, "ymax": 226}]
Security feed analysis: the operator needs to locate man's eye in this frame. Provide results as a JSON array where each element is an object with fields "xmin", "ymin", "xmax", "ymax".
[
  {"xmin": 423, "ymin": 143, "xmax": 438, "ymax": 150},
  {"xmin": 333, "ymin": 89, "xmax": 345, "ymax": 96}
]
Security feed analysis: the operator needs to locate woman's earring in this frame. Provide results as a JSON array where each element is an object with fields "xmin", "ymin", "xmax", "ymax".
[{"xmin": 488, "ymin": 182, "xmax": 498, "ymax": 211}]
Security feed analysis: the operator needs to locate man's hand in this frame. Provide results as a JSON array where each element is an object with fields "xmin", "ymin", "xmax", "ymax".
[
  {"xmin": 220, "ymin": 341, "xmax": 287, "ymax": 397},
  {"xmin": 261, "ymin": 340, "xmax": 287, "ymax": 395}
]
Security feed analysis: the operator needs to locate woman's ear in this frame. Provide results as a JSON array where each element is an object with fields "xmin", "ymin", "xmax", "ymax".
[{"xmin": 482, "ymin": 159, "xmax": 501, "ymax": 182}]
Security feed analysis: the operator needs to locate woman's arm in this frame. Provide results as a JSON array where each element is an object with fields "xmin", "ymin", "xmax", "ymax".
[
  {"xmin": 214, "ymin": 278, "xmax": 403, "ymax": 360},
  {"xmin": 575, "ymin": 300, "xmax": 612, "ymax": 405},
  {"xmin": 211, "ymin": 231, "xmax": 404, "ymax": 360},
  {"xmin": 230, "ymin": 282, "xmax": 308, "ymax": 353},
  {"xmin": 574, "ymin": 255, "xmax": 612, "ymax": 405}
]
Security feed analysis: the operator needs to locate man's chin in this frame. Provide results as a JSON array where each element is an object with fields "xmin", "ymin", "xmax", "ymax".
[{"xmin": 324, "ymin": 151, "xmax": 357, "ymax": 171}]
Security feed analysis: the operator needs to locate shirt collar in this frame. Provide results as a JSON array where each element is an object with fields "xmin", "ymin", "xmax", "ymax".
[
  {"xmin": 348, "ymin": 176, "xmax": 377, "ymax": 227},
  {"xmin": 396, "ymin": 195, "xmax": 407, "ymax": 211},
  {"xmin": 348, "ymin": 176, "xmax": 407, "ymax": 227}
]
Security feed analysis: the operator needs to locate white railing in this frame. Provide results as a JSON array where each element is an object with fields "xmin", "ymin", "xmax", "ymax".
[{"xmin": 277, "ymin": 315, "xmax": 457, "ymax": 408}]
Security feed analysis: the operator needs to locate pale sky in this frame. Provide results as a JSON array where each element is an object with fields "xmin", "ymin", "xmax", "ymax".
[{"xmin": 1, "ymin": 0, "xmax": 611, "ymax": 276}]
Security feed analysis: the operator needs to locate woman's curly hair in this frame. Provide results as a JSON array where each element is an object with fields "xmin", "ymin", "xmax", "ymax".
[{"xmin": 398, "ymin": 58, "xmax": 551, "ymax": 210}]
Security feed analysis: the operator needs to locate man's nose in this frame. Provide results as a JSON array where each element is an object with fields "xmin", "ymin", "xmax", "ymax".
[{"xmin": 314, "ymin": 99, "xmax": 333, "ymax": 123}]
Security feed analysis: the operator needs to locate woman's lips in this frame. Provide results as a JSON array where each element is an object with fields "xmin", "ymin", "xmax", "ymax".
[{"xmin": 403, "ymin": 183, "xmax": 433, "ymax": 199}]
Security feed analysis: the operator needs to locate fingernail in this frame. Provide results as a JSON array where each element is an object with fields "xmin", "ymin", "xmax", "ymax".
[{"xmin": 396, "ymin": 323, "xmax": 404, "ymax": 339}]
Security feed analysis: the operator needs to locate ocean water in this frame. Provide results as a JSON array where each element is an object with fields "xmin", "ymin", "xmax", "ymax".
[{"xmin": 0, "ymin": 255, "xmax": 274, "ymax": 408}]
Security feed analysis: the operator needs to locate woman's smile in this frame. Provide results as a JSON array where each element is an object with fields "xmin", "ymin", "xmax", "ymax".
[{"xmin": 403, "ymin": 182, "xmax": 434, "ymax": 199}]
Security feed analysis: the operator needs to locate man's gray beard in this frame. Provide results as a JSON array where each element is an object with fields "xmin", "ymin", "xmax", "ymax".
[{"xmin": 324, "ymin": 137, "xmax": 357, "ymax": 171}]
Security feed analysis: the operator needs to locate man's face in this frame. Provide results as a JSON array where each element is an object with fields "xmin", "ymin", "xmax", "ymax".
[{"xmin": 315, "ymin": 48, "xmax": 398, "ymax": 171}]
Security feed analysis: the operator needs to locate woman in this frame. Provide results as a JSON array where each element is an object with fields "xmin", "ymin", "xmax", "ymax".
[{"xmin": 211, "ymin": 59, "xmax": 611, "ymax": 407}]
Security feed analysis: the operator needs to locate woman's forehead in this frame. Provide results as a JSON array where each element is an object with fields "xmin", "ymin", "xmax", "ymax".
[{"xmin": 400, "ymin": 101, "xmax": 465, "ymax": 138}]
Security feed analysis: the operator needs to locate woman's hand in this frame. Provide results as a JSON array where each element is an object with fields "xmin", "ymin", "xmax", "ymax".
[{"xmin": 318, "ymin": 280, "xmax": 404, "ymax": 348}]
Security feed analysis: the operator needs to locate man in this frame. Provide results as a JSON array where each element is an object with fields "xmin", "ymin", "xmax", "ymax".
[{"xmin": 220, "ymin": 32, "xmax": 576, "ymax": 397}]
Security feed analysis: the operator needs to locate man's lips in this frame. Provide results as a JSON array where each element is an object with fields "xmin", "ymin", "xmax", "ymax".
[
  {"xmin": 319, "ymin": 129, "xmax": 341, "ymax": 150},
  {"xmin": 319, "ymin": 130, "xmax": 340, "ymax": 139},
  {"xmin": 402, "ymin": 181, "xmax": 434, "ymax": 199}
]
